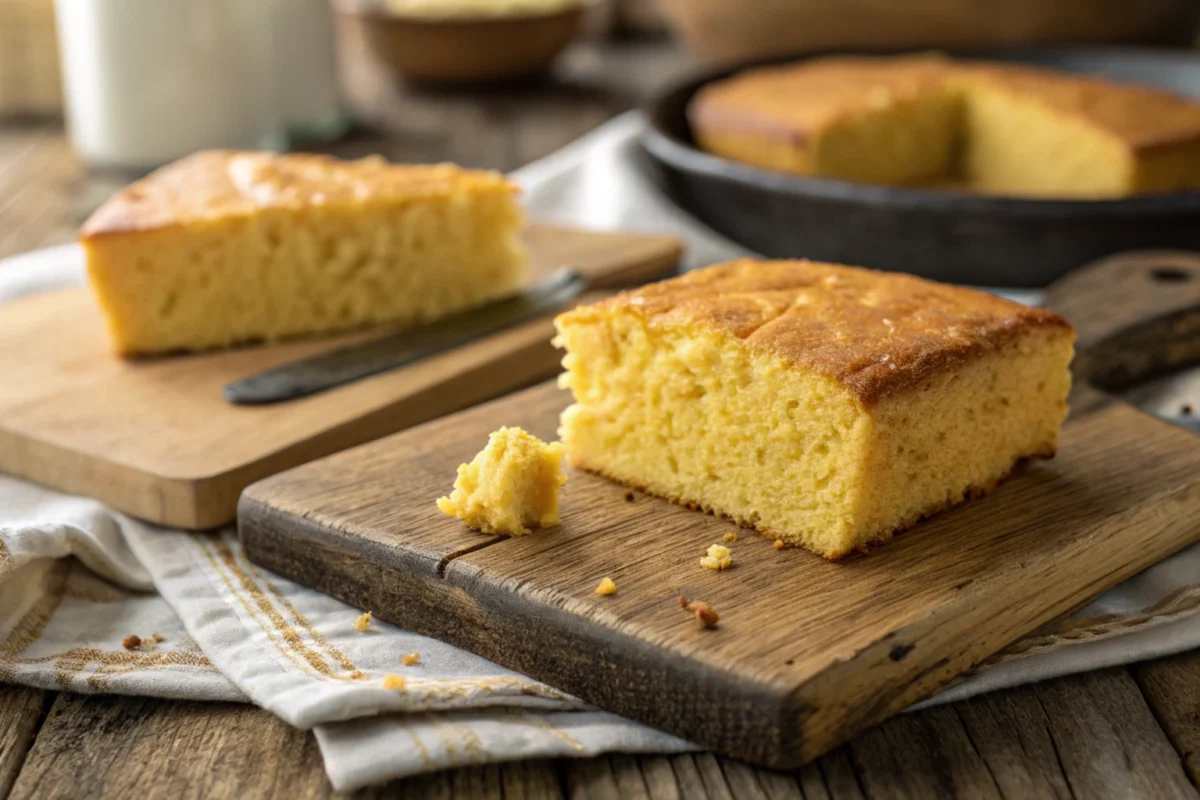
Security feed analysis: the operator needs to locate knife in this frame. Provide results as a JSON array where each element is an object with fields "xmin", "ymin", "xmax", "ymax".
[{"xmin": 223, "ymin": 267, "xmax": 587, "ymax": 406}]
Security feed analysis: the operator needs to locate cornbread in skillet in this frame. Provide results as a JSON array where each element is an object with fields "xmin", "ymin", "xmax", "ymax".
[
  {"xmin": 689, "ymin": 55, "xmax": 1200, "ymax": 198},
  {"xmin": 81, "ymin": 150, "xmax": 526, "ymax": 355},
  {"xmin": 690, "ymin": 55, "xmax": 958, "ymax": 186},
  {"xmin": 553, "ymin": 259, "xmax": 1075, "ymax": 559},
  {"xmin": 437, "ymin": 426, "xmax": 567, "ymax": 536}
]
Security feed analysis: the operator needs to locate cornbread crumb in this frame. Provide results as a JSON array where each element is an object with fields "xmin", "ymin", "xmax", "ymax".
[
  {"xmin": 437, "ymin": 427, "xmax": 567, "ymax": 536},
  {"xmin": 678, "ymin": 594, "xmax": 719, "ymax": 628},
  {"xmin": 773, "ymin": 540, "xmax": 785, "ymax": 550},
  {"xmin": 723, "ymin": 532, "xmax": 738, "ymax": 542},
  {"xmin": 594, "ymin": 577, "xmax": 617, "ymax": 596},
  {"xmin": 700, "ymin": 544, "xmax": 733, "ymax": 571},
  {"xmin": 354, "ymin": 612, "xmax": 372, "ymax": 632},
  {"xmin": 401, "ymin": 653, "xmax": 421, "ymax": 667},
  {"xmin": 122, "ymin": 635, "xmax": 141, "ymax": 651},
  {"xmin": 382, "ymin": 674, "xmax": 407, "ymax": 690}
]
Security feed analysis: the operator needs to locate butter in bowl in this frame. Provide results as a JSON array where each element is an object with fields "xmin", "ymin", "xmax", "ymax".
[{"xmin": 338, "ymin": 0, "xmax": 589, "ymax": 84}]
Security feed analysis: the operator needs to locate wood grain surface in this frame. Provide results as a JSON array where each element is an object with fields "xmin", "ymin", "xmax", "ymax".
[
  {"xmin": 8, "ymin": 666, "xmax": 1198, "ymax": 799},
  {"xmin": 0, "ymin": 224, "xmax": 680, "ymax": 530},
  {"xmin": 239, "ymin": 252, "xmax": 1200, "ymax": 772}
]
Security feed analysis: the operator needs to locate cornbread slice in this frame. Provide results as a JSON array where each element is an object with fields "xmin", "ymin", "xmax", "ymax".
[
  {"xmin": 553, "ymin": 259, "xmax": 1075, "ymax": 559},
  {"xmin": 690, "ymin": 55, "xmax": 959, "ymax": 186},
  {"xmin": 81, "ymin": 150, "xmax": 526, "ymax": 355},
  {"xmin": 437, "ymin": 426, "xmax": 567, "ymax": 536},
  {"xmin": 955, "ymin": 65, "xmax": 1200, "ymax": 197},
  {"xmin": 690, "ymin": 55, "xmax": 1200, "ymax": 198}
]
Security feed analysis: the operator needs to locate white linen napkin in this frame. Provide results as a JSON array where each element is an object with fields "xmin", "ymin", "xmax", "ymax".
[{"xmin": 2, "ymin": 111, "xmax": 1198, "ymax": 791}]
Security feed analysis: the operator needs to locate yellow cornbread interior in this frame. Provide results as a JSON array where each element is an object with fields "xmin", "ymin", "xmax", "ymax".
[
  {"xmin": 960, "ymin": 83, "xmax": 1131, "ymax": 198},
  {"xmin": 437, "ymin": 426, "xmax": 567, "ymax": 536},
  {"xmin": 554, "ymin": 311, "xmax": 1072, "ymax": 558},
  {"xmin": 84, "ymin": 186, "xmax": 525, "ymax": 355}
]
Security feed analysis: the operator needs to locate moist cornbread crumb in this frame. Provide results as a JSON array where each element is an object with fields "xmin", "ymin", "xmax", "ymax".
[
  {"xmin": 700, "ymin": 544, "xmax": 733, "ymax": 571},
  {"xmin": 354, "ymin": 612, "xmax": 372, "ymax": 632},
  {"xmin": 594, "ymin": 577, "xmax": 617, "ymax": 596},
  {"xmin": 773, "ymin": 540, "xmax": 786, "ymax": 550},
  {"xmin": 690, "ymin": 54, "xmax": 1200, "ymax": 198},
  {"xmin": 723, "ymin": 532, "xmax": 738, "ymax": 542},
  {"xmin": 122, "ymin": 635, "xmax": 141, "ymax": 651},
  {"xmin": 401, "ymin": 653, "xmax": 421, "ymax": 667},
  {"xmin": 80, "ymin": 150, "xmax": 526, "ymax": 355},
  {"xmin": 382, "ymin": 674, "xmax": 407, "ymax": 690},
  {"xmin": 554, "ymin": 258, "xmax": 1075, "ymax": 559},
  {"xmin": 437, "ymin": 427, "xmax": 567, "ymax": 536}
]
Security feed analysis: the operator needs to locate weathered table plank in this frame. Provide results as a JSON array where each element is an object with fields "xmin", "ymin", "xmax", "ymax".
[
  {"xmin": 6, "ymin": 668, "xmax": 1198, "ymax": 799},
  {"xmin": 0, "ymin": 686, "xmax": 48, "ymax": 798}
]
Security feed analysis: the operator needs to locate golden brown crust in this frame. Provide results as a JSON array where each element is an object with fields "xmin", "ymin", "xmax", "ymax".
[
  {"xmin": 558, "ymin": 259, "xmax": 1074, "ymax": 406},
  {"xmin": 689, "ymin": 54, "xmax": 951, "ymax": 146},
  {"xmin": 80, "ymin": 150, "xmax": 517, "ymax": 240},
  {"xmin": 690, "ymin": 54, "xmax": 1200, "ymax": 152},
  {"xmin": 956, "ymin": 62, "xmax": 1200, "ymax": 151},
  {"xmin": 570, "ymin": 448, "xmax": 1046, "ymax": 560}
]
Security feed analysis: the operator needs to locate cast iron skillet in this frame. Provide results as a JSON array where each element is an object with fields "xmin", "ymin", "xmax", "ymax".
[{"xmin": 642, "ymin": 46, "xmax": 1200, "ymax": 287}]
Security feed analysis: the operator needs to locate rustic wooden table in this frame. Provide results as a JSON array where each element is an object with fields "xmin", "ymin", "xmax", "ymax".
[{"xmin": 2, "ymin": 32, "xmax": 1200, "ymax": 799}]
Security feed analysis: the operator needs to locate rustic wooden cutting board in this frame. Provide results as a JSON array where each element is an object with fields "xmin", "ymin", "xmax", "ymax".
[
  {"xmin": 0, "ymin": 223, "xmax": 680, "ymax": 529},
  {"xmin": 238, "ymin": 251, "xmax": 1200, "ymax": 769}
]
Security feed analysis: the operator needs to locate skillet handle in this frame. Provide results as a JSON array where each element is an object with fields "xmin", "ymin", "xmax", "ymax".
[{"xmin": 1042, "ymin": 251, "xmax": 1200, "ymax": 410}]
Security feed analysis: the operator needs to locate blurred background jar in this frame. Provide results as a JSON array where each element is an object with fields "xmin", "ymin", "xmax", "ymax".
[
  {"xmin": 657, "ymin": 0, "xmax": 1200, "ymax": 63},
  {"xmin": 52, "ymin": 0, "xmax": 345, "ymax": 170},
  {"xmin": 0, "ymin": 0, "xmax": 61, "ymax": 115}
]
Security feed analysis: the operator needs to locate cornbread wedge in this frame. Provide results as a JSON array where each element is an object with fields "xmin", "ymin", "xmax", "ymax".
[
  {"xmin": 553, "ymin": 260, "xmax": 1075, "ymax": 559},
  {"xmin": 437, "ymin": 426, "xmax": 567, "ymax": 536},
  {"xmin": 81, "ymin": 151, "xmax": 526, "ymax": 355},
  {"xmin": 690, "ymin": 55, "xmax": 1200, "ymax": 198}
]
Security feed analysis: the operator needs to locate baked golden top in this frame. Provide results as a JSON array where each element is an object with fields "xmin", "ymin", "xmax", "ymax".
[
  {"xmin": 566, "ymin": 259, "xmax": 1073, "ymax": 406},
  {"xmin": 956, "ymin": 63, "xmax": 1200, "ymax": 150},
  {"xmin": 81, "ymin": 150, "xmax": 517, "ymax": 239},
  {"xmin": 691, "ymin": 54, "xmax": 1200, "ymax": 151},
  {"xmin": 690, "ymin": 55, "xmax": 951, "ymax": 144}
]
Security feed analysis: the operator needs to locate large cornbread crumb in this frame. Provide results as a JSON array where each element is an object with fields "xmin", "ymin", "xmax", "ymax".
[
  {"xmin": 690, "ymin": 55, "xmax": 1200, "ymax": 198},
  {"xmin": 382, "ymin": 674, "xmax": 407, "ymax": 690},
  {"xmin": 437, "ymin": 427, "xmax": 567, "ymax": 536},
  {"xmin": 594, "ymin": 577, "xmax": 617, "ymax": 596},
  {"xmin": 554, "ymin": 259, "xmax": 1075, "ymax": 559},
  {"xmin": 700, "ymin": 544, "xmax": 733, "ymax": 571},
  {"xmin": 354, "ymin": 612, "xmax": 372, "ymax": 632},
  {"xmin": 401, "ymin": 653, "xmax": 421, "ymax": 667},
  {"xmin": 80, "ymin": 151, "xmax": 527, "ymax": 355}
]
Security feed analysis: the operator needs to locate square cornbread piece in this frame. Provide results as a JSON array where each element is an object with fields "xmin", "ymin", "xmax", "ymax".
[
  {"xmin": 553, "ymin": 260, "xmax": 1075, "ymax": 559},
  {"xmin": 689, "ymin": 55, "xmax": 959, "ymax": 186},
  {"xmin": 81, "ymin": 151, "xmax": 526, "ymax": 355},
  {"xmin": 689, "ymin": 55, "xmax": 1200, "ymax": 198}
]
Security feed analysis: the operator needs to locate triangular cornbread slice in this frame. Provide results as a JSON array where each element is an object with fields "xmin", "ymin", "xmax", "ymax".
[
  {"xmin": 81, "ymin": 151, "xmax": 526, "ymax": 355},
  {"xmin": 553, "ymin": 259, "xmax": 1075, "ymax": 559}
]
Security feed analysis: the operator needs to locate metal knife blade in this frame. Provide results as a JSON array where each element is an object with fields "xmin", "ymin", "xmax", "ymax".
[{"xmin": 222, "ymin": 267, "xmax": 587, "ymax": 406}]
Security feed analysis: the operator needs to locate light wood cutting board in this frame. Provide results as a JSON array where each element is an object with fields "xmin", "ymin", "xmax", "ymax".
[
  {"xmin": 0, "ymin": 223, "xmax": 681, "ymax": 529},
  {"xmin": 238, "ymin": 250, "xmax": 1200, "ymax": 770}
]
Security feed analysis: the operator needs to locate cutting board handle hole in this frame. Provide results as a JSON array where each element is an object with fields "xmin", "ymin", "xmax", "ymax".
[{"xmin": 1150, "ymin": 267, "xmax": 1192, "ymax": 284}]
